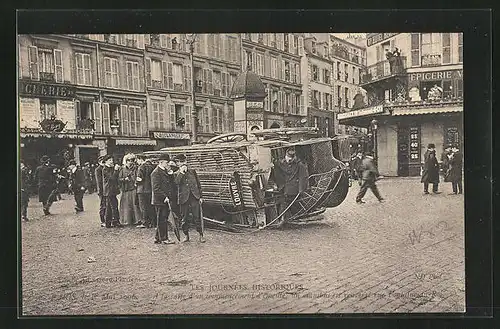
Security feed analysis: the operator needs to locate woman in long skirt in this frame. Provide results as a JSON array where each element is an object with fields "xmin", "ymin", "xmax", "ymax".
[{"xmin": 118, "ymin": 153, "xmax": 142, "ymax": 226}]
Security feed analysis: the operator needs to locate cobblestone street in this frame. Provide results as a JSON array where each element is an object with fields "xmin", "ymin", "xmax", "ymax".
[{"xmin": 21, "ymin": 177, "xmax": 465, "ymax": 315}]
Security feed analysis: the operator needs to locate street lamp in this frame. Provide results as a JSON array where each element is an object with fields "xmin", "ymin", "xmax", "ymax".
[
  {"xmin": 370, "ymin": 118, "xmax": 379, "ymax": 164},
  {"xmin": 186, "ymin": 34, "xmax": 198, "ymax": 143}
]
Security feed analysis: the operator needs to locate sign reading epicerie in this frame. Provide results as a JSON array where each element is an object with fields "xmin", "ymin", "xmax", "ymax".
[{"xmin": 409, "ymin": 69, "xmax": 463, "ymax": 82}]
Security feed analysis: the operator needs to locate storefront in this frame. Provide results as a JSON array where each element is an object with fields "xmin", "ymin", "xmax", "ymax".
[
  {"xmin": 308, "ymin": 108, "xmax": 334, "ymax": 137},
  {"xmin": 106, "ymin": 137, "xmax": 157, "ymax": 163},
  {"xmin": 18, "ymin": 80, "xmax": 96, "ymax": 168},
  {"xmin": 407, "ymin": 68, "xmax": 463, "ymax": 102},
  {"xmin": 339, "ymin": 102, "xmax": 463, "ymax": 177}
]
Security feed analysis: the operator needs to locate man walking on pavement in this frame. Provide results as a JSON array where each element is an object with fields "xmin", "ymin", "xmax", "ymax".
[
  {"xmin": 95, "ymin": 156, "xmax": 106, "ymax": 227},
  {"xmin": 355, "ymin": 151, "xmax": 384, "ymax": 204},
  {"xmin": 135, "ymin": 154, "xmax": 155, "ymax": 228},
  {"xmin": 34, "ymin": 155, "xmax": 57, "ymax": 215},
  {"xmin": 102, "ymin": 155, "xmax": 123, "ymax": 228},
  {"xmin": 150, "ymin": 153, "xmax": 176, "ymax": 244},
  {"xmin": 421, "ymin": 143, "xmax": 440, "ymax": 194},
  {"xmin": 174, "ymin": 154, "xmax": 205, "ymax": 243},
  {"xmin": 20, "ymin": 160, "xmax": 30, "ymax": 221},
  {"xmin": 68, "ymin": 160, "xmax": 86, "ymax": 213}
]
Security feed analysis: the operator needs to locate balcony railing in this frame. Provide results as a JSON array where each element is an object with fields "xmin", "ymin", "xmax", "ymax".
[
  {"xmin": 361, "ymin": 56, "xmax": 407, "ymax": 84},
  {"xmin": 76, "ymin": 118, "xmax": 95, "ymax": 131},
  {"xmin": 421, "ymin": 54, "xmax": 442, "ymax": 67}
]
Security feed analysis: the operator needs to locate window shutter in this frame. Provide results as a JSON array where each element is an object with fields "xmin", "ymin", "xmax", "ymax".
[
  {"xmin": 298, "ymin": 37, "xmax": 304, "ymax": 56},
  {"xmin": 145, "ymin": 58, "xmax": 151, "ymax": 87},
  {"xmin": 140, "ymin": 106, "xmax": 147, "ymax": 136},
  {"xmin": 202, "ymin": 69, "xmax": 207, "ymax": 94},
  {"xmin": 208, "ymin": 70, "xmax": 213, "ymax": 95},
  {"xmin": 159, "ymin": 101, "xmax": 165, "ymax": 130},
  {"xmin": 92, "ymin": 102, "xmax": 102, "ymax": 134},
  {"xmin": 289, "ymin": 34, "xmax": 294, "ymax": 53},
  {"xmin": 102, "ymin": 103, "xmax": 110, "ymax": 134},
  {"xmin": 169, "ymin": 103, "xmax": 176, "ymax": 130},
  {"xmin": 211, "ymin": 106, "xmax": 217, "ymax": 132},
  {"xmin": 161, "ymin": 61, "xmax": 168, "ymax": 89},
  {"xmin": 300, "ymin": 95, "xmax": 304, "ymax": 115},
  {"xmin": 121, "ymin": 104, "xmax": 129, "ymax": 136},
  {"xmin": 53, "ymin": 49, "xmax": 63, "ymax": 83},
  {"xmin": 75, "ymin": 100, "xmax": 81, "ymax": 124},
  {"xmin": 27, "ymin": 45, "xmax": 39, "ymax": 80},
  {"xmin": 183, "ymin": 65, "xmax": 189, "ymax": 92},
  {"xmin": 167, "ymin": 35, "xmax": 172, "ymax": 49},
  {"xmin": 185, "ymin": 105, "xmax": 191, "ymax": 131},
  {"xmin": 167, "ymin": 62, "xmax": 173, "ymax": 90},
  {"xmin": 137, "ymin": 34, "xmax": 145, "ymax": 49}
]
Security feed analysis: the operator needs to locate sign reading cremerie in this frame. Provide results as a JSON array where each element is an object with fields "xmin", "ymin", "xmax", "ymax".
[
  {"xmin": 337, "ymin": 105, "xmax": 384, "ymax": 120},
  {"xmin": 409, "ymin": 69, "xmax": 463, "ymax": 82},
  {"xmin": 19, "ymin": 81, "xmax": 76, "ymax": 99},
  {"xmin": 152, "ymin": 132, "xmax": 191, "ymax": 140}
]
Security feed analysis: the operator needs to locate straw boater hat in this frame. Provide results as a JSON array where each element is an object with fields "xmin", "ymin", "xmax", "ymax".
[
  {"xmin": 122, "ymin": 153, "xmax": 136, "ymax": 165},
  {"xmin": 157, "ymin": 153, "xmax": 170, "ymax": 161}
]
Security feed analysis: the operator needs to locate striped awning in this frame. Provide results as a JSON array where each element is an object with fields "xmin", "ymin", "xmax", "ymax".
[
  {"xmin": 392, "ymin": 106, "xmax": 463, "ymax": 116},
  {"xmin": 114, "ymin": 138, "xmax": 157, "ymax": 146}
]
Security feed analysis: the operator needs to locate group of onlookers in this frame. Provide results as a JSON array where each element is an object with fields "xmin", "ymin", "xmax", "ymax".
[{"xmin": 421, "ymin": 143, "xmax": 463, "ymax": 195}]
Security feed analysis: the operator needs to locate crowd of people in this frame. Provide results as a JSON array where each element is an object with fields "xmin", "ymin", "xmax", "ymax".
[{"xmin": 21, "ymin": 152, "xmax": 206, "ymax": 245}]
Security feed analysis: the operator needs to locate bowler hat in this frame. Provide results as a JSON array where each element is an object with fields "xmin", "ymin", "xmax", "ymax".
[
  {"xmin": 285, "ymin": 148, "xmax": 296, "ymax": 156},
  {"xmin": 427, "ymin": 143, "xmax": 435, "ymax": 149},
  {"xmin": 174, "ymin": 154, "xmax": 186, "ymax": 162},
  {"xmin": 157, "ymin": 153, "xmax": 170, "ymax": 161},
  {"xmin": 40, "ymin": 155, "xmax": 50, "ymax": 163}
]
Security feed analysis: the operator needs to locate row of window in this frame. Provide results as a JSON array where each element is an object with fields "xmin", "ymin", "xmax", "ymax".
[
  {"xmin": 264, "ymin": 88, "xmax": 303, "ymax": 115},
  {"xmin": 409, "ymin": 33, "xmax": 463, "ymax": 66},
  {"xmin": 242, "ymin": 33, "xmax": 304, "ymax": 57},
  {"xmin": 311, "ymin": 62, "xmax": 361, "ymax": 85},
  {"xmin": 311, "ymin": 86, "xmax": 354, "ymax": 109},
  {"xmin": 244, "ymin": 51, "xmax": 301, "ymax": 84}
]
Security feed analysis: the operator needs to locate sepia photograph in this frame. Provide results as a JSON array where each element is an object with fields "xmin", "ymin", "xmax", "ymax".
[{"xmin": 18, "ymin": 31, "xmax": 465, "ymax": 315}]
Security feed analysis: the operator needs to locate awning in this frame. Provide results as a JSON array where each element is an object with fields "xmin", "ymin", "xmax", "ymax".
[
  {"xmin": 392, "ymin": 106, "xmax": 462, "ymax": 116},
  {"xmin": 115, "ymin": 138, "xmax": 157, "ymax": 146},
  {"xmin": 20, "ymin": 131, "xmax": 93, "ymax": 139}
]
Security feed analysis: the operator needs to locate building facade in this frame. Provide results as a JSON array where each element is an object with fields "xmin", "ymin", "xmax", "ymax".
[
  {"xmin": 240, "ymin": 33, "xmax": 306, "ymax": 130},
  {"xmin": 338, "ymin": 33, "xmax": 463, "ymax": 177}
]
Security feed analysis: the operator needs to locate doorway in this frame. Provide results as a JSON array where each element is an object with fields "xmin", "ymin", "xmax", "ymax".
[{"xmin": 397, "ymin": 125, "xmax": 410, "ymax": 176}]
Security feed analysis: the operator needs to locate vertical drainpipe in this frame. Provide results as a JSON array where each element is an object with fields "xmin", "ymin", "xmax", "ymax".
[{"xmin": 95, "ymin": 41, "xmax": 105, "ymax": 155}]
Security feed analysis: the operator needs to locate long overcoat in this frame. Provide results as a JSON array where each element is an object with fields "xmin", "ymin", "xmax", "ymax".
[
  {"xmin": 447, "ymin": 151, "xmax": 463, "ymax": 183},
  {"xmin": 35, "ymin": 164, "xmax": 56, "ymax": 203},
  {"xmin": 421, "ymin": 152, "xmax": 440, "ymax": 184}
]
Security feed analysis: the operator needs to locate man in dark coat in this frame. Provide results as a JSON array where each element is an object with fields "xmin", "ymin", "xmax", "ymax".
[
  {"xmin": 34, "ymin": 155, "xmax": 56, "ymax": 215},
  {"xmin": 440, "ymin": 145, "xmax": 452, "ymax": 174},
  {"xmin": 135, "ymin": 154, "xmax": 155, "ymax": 228},
  {"xmin": 20, "ymin": 161, "xmax": 30, "ymax": 221},
  {"xmin": 102, "ymin": 155, "xmax": 123, "ymax": 228},
  {"xmin": 151, "ymin": 153, "xmax": 176, "ymax": 244},
  {"xmin": 95, "ymin": 156, "xmax": 106, "ymax": 227},
  {"xmin": 355, "ymin": 152, "xmax": 384, "ymax": 203},
  {"xmin": 421, "ymin": 148, "xmax": 440, "ymax": 194},
  {"xmin": 447, "ymin": 147, "xmax": 463, "ymax": 194},
  {"xmin": 174, "ymin": 154, "xmax": 205, "ymax": 243},
  {"xmin": 68, "ymin": 160, "xmax": 86, "ymax": 213},
  {"xmin": 272, "ymin": 148, "xmax": 310, "ymax": 222}
]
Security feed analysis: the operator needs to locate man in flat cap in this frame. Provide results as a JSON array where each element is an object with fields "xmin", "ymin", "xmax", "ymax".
[
  {"xmin": 34, "ymin": 155, "xmax": 56, "ymax": 215},
  {"xmin": 95, "ymin": 156, "xmax": 107, "ymax": 227},
  {"xmin": 272, "ymin": 147, "xmax": 309, "ymax": 223},
  {"xmin": 68, "ymin": 160, "xmax": 86, "ymax": 213},
  {"xmin": 135, "ymin": 154, "xmax": 156, "ymax": 228},
  {"xmin": 102, "ymin": 155, "xmax": 123, "ymax": 228},
  {"xmin": 355, "ymin": 151, "xmax": 384, "ymax": 204},
  {"xmin": 151, "ymin": 153, "xmax": 176, "ymax": 244},
  {"xmin": 174, "ymin": 154, "xmax": 205, "ymax": 243}
]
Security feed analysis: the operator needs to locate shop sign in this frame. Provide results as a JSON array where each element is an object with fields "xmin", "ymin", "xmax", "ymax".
[
  {"xmin": 247, "ymin": 101, "xmax": 264, "ymax": 109},
  {"xmin": 152, "ymin": 132, "xmax": 190, "ymax": 140},
  {"xmin": 19, "ymin": 81, "xmax": 76, "ymax": 99},
  {"xmin": 409, "ymin": 70, "xmax": 463, "ymax": 82},
  {"xmin": 367, "ymin": 33, "xmax": 399, "ymax": 47},
  {"xmin": 228, "ymin": 171, "xmax": 245, "ymax": 209},
  {"xmin": 337, "ymin": 105, "xmax": 384, "ymax": 120},
  {"xmin": 409, "ymin": 127, "xmax": 420, "ymax": 163}
]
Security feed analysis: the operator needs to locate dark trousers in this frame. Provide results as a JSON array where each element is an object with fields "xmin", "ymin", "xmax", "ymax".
[
  {"xmin": 452, "ymin": 181, "xmax": 463, "ymax": 194},
  {"xmin": 73, "ymin": 189, "xmax": 84, "ymax": 210},
  {"xmin": 180, "ymin": 194, "xmax": 202, "ymax": 235},
  {"xmin": 98, "ymin": 195, "xmax": 106, "ymax": 223},
  {"xmin": 105, "ymin": 195, "xmax": 120, "ymax": 226},
  {"xmin": 154, "ymin": 205, "xmax": 170, "ymax": 241},
  {"xmin": 424, "ymin": 182, "xmax": 439, "ymax": 193},
  {"xmin": 138, "ymin": 193, "xmax": 155, "ymax": 227},
  {"xmin": 278, "ymin": 194, "xmax": 299, "ymax": 221},
  {"xmin": 356, "ymin": 179, "xmax": 382, "ymax": 202}
]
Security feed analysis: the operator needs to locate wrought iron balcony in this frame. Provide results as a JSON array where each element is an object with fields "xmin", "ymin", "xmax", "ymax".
[
  {"xmin": 76, "ymin": 118, "xmax": 95, "ymax": 132},
  {"xmin": 361, "ymin": 56, "xmax": 407, "ymax": 85},
  {"xmin": 421, "ymin": 54, "xmax": 442, "ymax": 67},
  {"xmin": 40, "ymin": 72, "xmax": 55, "ymax": 82}
]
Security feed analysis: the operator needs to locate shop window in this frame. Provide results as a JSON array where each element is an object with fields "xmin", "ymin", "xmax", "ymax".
[
  {"xmin": 40, "ymin": 99, "xmax": 56, "ymax": 120},
  {"xmin": 420, "ymin": 80, "xmax": 442, "ymax": 100},
  {"xmin": 442, "ymin": 80, "xmax": 453, "ymax": 99},
  {"xmin": 455, "ymin": 79, "xmax": 463, "ymax": 99}
]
